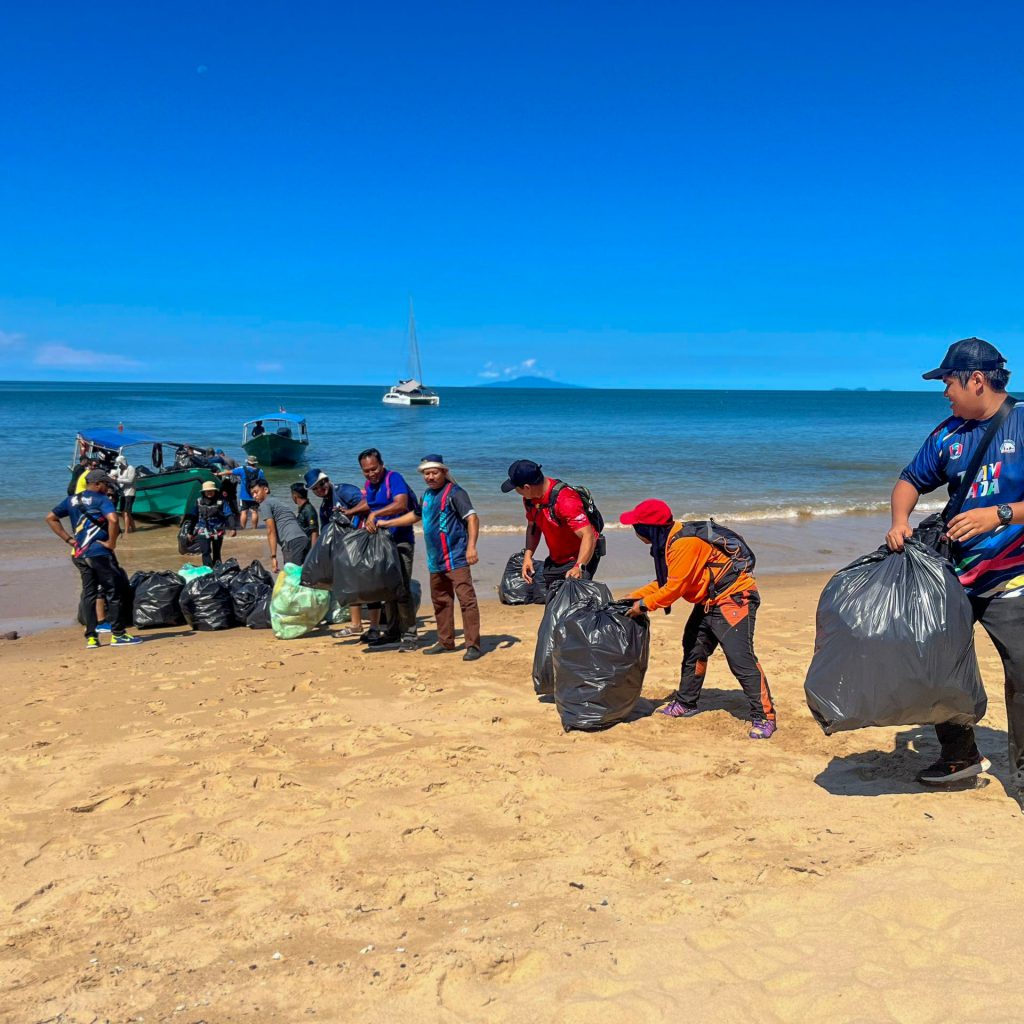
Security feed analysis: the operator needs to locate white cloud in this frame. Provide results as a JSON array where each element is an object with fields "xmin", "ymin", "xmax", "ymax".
[
  {"xmin": 478, "ymin": 357, "xmax": 553, "ymax": 380},
  {"xmin": 0, "ymin": 330, "xmax": 24, "ymax": 349},
  {"xmin": 34, "ymin": 344, "xmax": 140, "ymax": 369},
  {"xmin": 256, "ymin": 361, "xmax": 284, "ymax": 373}
]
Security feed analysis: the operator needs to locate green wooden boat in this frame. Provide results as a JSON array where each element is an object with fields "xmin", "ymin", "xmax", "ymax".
[
  {"xmin": 242, "ymin": 414, "xmax": 309, "ymax": 466},
  {"xmin": 73, "ymin": 429, "xmax": 220, "ymax": 521}
]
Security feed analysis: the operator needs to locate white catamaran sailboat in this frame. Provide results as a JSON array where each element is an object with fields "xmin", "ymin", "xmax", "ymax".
[{"xmin": 382, "ymin": 299, "xmax": 441, "ymax": 407}]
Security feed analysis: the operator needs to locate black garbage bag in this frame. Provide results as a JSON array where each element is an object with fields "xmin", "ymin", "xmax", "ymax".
[
  {"xmin": 498, "ymin": 551, "xmax": 547, "ymax": 605},
  {"xmin": 247, "ymin": 590, "xmax": 272, "ymax": 629},
  {"xmin": 178, "ymin": 574, "xmax": 236, "ymax": 631},
  {"xmin": 177, "ymin": 517, "xmax": 201, "ymax": 555},
  {"xmin": 804, "ymin": 540, "xmax": 986, "ymax": 734},
  {"xmin": 301, "ymin": 515, "xmax": 352, "ymax": 590},
  {"xmin": 133, "ymin": 571, "xmax": 186, "ymax": 628},
  {"xmin": 230, "ymin": 578, "xmax": 272, "ymax": 625},
  {"xmin": 553, "ymin": 600, "xmax": 650, "ymax": 730},
  {"xmin": 330, "ymin": 528, "xmax": 406, "ymax": 605},
  {"xmin": 231, "ymin": 559, "xmax": 273, "ymax": 590},
  {"xmin": 532, "ymin": 577, "xmax": 613, "ymax": 696},
  {"xmin": 212, "ymin": 558, "xmax": 241, "ymax": 584}
]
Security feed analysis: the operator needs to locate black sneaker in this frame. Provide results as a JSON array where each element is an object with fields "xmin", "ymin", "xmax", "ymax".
[
  {"xmin": 916, "ymin": 754, "xmax": 991, "ymax": 786},
  {"xmin": 462, "ymin": 646, "xmax": 483, "ymax": 662},
  {"xmin": 366, "ymin": 631, "xmax": 402, "ymax": 649},
  {"xmin": 359, "ymin": 627, "xmax": 382, "ymax": 643}
]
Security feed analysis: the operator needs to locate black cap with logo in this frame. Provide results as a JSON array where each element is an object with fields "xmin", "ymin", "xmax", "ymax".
[
  {"xmin": 500, "ymin": 459, "xmax": 545, "ymax": 493},
  {"xmin": 922, "ymin": 337, "xmax": 1007, "ymax": 380}
]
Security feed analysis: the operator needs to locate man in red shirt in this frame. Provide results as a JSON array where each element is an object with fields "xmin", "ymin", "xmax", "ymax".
[{"xmin": 501, "ymin": 459, "xmax": 603, "ymax": 595}]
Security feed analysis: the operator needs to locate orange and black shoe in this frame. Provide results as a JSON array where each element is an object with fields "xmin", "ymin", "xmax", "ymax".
[{"xmin": 916, "ymin": 754, "xmax": 990, "ymax": 786}]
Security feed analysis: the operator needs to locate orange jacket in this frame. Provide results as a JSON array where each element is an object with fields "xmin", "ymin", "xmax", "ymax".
[{"xmin": 627, "ymin": 521, "xmax": 757, "ymax": 611}]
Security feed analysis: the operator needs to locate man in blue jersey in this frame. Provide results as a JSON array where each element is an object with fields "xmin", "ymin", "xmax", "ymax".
[
  {"xmin": 417, "ymin": 455, "xmax": 482, "ymax": 661},
  {"xmin": 226, "ymin": 456, "xmax": 267, "ymax": 530},
  {"xmin": 45, "ymin": 470, "xmax": 141, "ymax": 649},
  {"xmin": 343, "ymin": 448, "xmax": 419, "ymax": 647},
  {"xmin": 888, "ymin": 337, "xmax": 1024, "ymax": 792}
]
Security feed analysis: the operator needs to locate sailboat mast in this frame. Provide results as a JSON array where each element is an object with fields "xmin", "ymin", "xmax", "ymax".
[{"xmin": 408, "ymin": 296, "xmax": 424, "ymax": 383}]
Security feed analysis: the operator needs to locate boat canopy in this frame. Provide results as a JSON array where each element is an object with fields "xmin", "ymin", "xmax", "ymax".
[
  {"xmin": 245, "ymin": 413, "xmax": 307, "ymax": 427},
  {"xmin": 79, "ymin": 428, "xmax": 159, "ymax": 450},
  {"xmin": 394, "ymin": 380, "xmax": 425, "ymax": 394}
]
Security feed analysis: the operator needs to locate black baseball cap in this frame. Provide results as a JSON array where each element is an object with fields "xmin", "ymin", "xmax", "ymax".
[
  {"xmin": 500, "ymin": 459, "xmax": 544, "ymax": 492},
  {"xmin": 85, "ymin": 470, "xmax": 117, "ymax": 488},
  {"xmin": 922, "ymin": 337, "xmax": 1007, "ymax": 380}
]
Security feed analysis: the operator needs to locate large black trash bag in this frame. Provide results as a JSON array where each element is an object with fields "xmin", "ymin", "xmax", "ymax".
[
  {"xmin": 301, "ymin": 515, "xmax": 352, "ymax": 590},
  {"xmin": 532, "ymin": 577, "xmax": 613, "ymax": 696},
  {"xmin": 804, "ymin": 540, "xmax": 986, "ymax": 734},
  {"xmin": 178, "ymin": 574, "xmax": 236, "ymax": 631},
  {"xmin": 498, "ymin": 551, "xmax": 547, "ymax": 605},
  {"xmin": 232, "ymin": 559, "xmax": 273, "ymax": 589},
  {"xmin": 247, "ymin": 590, "xmax": 272, "ymax": 629},
  {"xmin": 230, "ymin": 579, "xmax": 272, "ymax": 625},
  {"xmin": 553, "ymin": 600, "xmax": 650, "ymax": 731},
  {"xmin": 133, "ymin": 571, "xmax": 186, "ymax": 628},
  {"xmin": 330, "ymin": 528, "xmax": 406, "ymax": 605}
]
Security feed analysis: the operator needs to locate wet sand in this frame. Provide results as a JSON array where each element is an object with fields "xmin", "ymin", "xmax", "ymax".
[{"xmin": 2, "ymin": 546, "xmax": 1023, "ymax": 1021}]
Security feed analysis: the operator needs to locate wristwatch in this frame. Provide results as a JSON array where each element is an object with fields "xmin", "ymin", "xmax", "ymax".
[{"xmin": 997, "ymin": 504, "xmax": 1014, "ymax": 526}]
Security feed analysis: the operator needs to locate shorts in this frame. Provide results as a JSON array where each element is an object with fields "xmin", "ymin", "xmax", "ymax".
[
  {"xmin": 118, "ymin": 494, "xmax": 135, "ymax": 514},
  {"xmin": 241, "ymin": 500, "xmax": 259, "ymax": 511}
]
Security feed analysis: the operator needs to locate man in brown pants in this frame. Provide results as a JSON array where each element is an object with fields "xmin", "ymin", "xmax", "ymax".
[{"xmin": 417, "ymin": 454, "xmax": 483, "ymax": 661}]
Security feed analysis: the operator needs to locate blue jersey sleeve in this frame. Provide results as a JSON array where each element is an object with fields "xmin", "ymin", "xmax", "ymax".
[
  {"xmin": 900, "ymin": 420, "xmax": 952, "ymax": 494},
  {"xmin": 51, "ymin": 496, "xmax": 71, "ymax": 518}
]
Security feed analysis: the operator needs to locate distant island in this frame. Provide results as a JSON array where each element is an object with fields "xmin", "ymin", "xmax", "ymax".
[{"xmin": 481, "ymin": 376, "xmax": 585, "ymax": 389}]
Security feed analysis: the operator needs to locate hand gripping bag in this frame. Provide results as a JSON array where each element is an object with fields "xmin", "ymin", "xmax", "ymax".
[
  {"xmin": 554, "ymin": 601, "xmax": 650, "ymax": 730},
  {"xmin": 330, "ymin": 529, "xmax": 406, "ymax": 606},
  {"xmin": 300, "ymin": 514, "xmax": 352, "ymax": 590},
  {"xmin": 532, "ymin": 577, "xmax": 612, "ymax": 696},
  {"xmin": 179, "ymin": 574, "xmax": 236, "ymax": 631},
  {"xmin": 271, "ymin": 563, "xmax": 330, "ymax": 639},
  {"xmin": 498, "ymin": 551, "xmax": 547, "ymax": 605},
  {"xmin": 804, "ymin": 540, "xmax": 986, "ymax": 734},
  {"xmin": 133, "ymin": 570, "xmax": 186, "ymax": 628}
]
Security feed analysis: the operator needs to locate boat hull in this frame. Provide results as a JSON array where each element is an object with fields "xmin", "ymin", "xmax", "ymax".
[
  {"xmin": 131, "ymin": 467, "xmax": 220, "ymax": 521},
  {"xmin": 382, "ymin": 393, "xmax": 440, "ymax": 406},
  {"xmin": 243, "ymin": 433, "xmax": 309, "ymax": 466}
]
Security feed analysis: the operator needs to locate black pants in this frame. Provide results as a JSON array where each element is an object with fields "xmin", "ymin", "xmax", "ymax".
[
  {"xmin": 672, "ymin": 590, "xmax": 776, "ymax": 722},
  {"xmin": 74, "ymin": 555, "xmax": 130, "ymax": 638},
  {"xmin": 936, "ymin": 594, "xmax": 1024, "ymax": 787},
  {"xmin": 382, "ymin": 541, "xmax": 417, "ymax": 637},
  {"xmin": 542, "ymin": 549, "xmax": 602, "ymax": 598},
  {"xmin": 198, "ymin": 535, "xmax": 223, "ymax": 568},
  {"xmin": 282, "ymin": 536, "xmax": 311, "ymax": 566}
]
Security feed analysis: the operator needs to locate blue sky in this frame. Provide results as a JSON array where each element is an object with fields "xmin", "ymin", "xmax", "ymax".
[{"xmin": 2, "ymin": 1, "xmax": 1023, "ymax": 389}]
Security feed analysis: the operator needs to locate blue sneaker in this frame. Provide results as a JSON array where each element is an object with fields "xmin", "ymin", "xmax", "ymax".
[
  {"xmin": 96, "ymin": 621, "xmax": 112, "ymax": 633},
  {"xmin": 658, "ymin": 700, "xmax": 700, "ymax": 718},
  {"xmin": 110, "ymin": 633, "xmax": 142, "ymax": 647}
]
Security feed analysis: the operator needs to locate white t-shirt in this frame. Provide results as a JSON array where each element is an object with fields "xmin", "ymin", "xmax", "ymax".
[{"xmin": 113, "ymin": 464, "xmax": 138, "ymax": 496}]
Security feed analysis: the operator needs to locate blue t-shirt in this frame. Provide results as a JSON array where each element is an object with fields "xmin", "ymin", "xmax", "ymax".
[
  {"xmin": 422, "ymin": 483, "xmax": 476, "ymax": 573},
  {"xmin": 364, "ymin": 470, "xmax": 415, "ymax": 545},
  {"xmin": 900, "ymin": 402, "xmax": 1024, "ymax": 598},
  {"xmin": 231, "ymin": 465, "xmax": 267, "ymax": 502},
  {"xmin": 318, "ymin": 482, "xmax": 364, "ymax": 529},
  {"xmin": 52, "ymin": 491, "xmax": 117, "ymax": 558}
]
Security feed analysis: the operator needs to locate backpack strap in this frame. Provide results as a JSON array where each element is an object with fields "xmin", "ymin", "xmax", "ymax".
[
  {"xmin": 541, "ymin": 481, "xmax": 568, "ymax": 525},
  {"xmin": 941, "ymin": 396, "xmax": 1017, "ymax": 521}
]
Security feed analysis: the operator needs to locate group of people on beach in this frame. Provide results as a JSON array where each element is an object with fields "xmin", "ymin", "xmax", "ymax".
[{"xmin": 45, "ymin": 338, "xmax": 1024, "ymax": 799}]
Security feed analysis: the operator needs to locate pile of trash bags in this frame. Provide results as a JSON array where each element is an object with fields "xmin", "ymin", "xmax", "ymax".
[
  {"xmin": 554, "ymin": 599, "xmax": 650, "ymax": 731},
  {"xmin": 533, "ymin": 578, "xmax": 612, "ymax": 696},
  {"xmin": 300, "ymin": 514, "xmax": 352, "ymax": 590},
  {"xmin": 498, "ymin": 551, "xmax": 548, "ymax": 605},
  {"xmin": 128, "ymin": 559, "xmax": 275, "ymax": 632},
  {"xmin": 804, "ymin": 540, "xmax": 987, "ymax": 733},
  {"xmin": 270, "ymin": 563, "xmax": 331, "ymax": 639}
]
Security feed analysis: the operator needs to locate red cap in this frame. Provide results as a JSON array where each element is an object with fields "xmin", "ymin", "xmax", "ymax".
[{"xmin": 619, "ymin": 499, "xmax": 674, "ymax": 526}]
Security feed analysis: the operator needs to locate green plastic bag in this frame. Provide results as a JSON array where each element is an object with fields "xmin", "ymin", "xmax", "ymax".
[
  {"xmin": 271, "ymin": 563, "xmax": 330, "ymax": 640},
  {"xmin": 325, "ymin": 596, "xmax": 352, "ymax": 625},
  {"xmin": 179, "ymin": 563, "xmax": 213, "ymax": 582}
]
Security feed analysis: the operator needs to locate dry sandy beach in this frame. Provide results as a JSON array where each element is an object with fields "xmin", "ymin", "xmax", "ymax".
[{"xmin": 2, "ymin": 534, "xmax": 1023, "ymax": 1023}]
